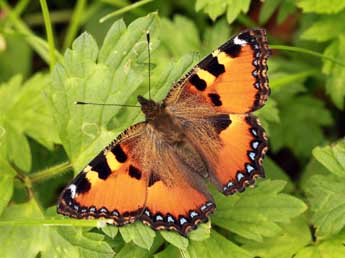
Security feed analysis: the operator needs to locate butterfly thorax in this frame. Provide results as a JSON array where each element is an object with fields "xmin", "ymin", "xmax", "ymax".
[{"xmin": 137, "ymin": 95, "xmax": 162, "ymax": 121}]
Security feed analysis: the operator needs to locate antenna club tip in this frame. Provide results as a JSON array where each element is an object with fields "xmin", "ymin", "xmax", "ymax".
[{"xmin": 75, "ymin": 101, "xmax": 85, "ymax": 105}]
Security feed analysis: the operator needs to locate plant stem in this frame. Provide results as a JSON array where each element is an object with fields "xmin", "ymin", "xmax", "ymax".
[
  {"xmin": 39, "ymin": 0, "xmax": 56, "ymax": 70},
  {"xmin": 271, "ymin": 45, "xmax": 345, "ymax": 68},
  {"xmin": 99, "ymin": 0, "xmax": 153, "ymax": 23},
  {"xmin": 30, "ymin": 161, "xmax": 73, "ymax": 183}
]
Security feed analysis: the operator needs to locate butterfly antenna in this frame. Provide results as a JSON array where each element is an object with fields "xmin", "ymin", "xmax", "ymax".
[
  {"xmin": 75, "ymin": 101, "xmax": 140, "ymax": 108},
  {"xmin": 146, "ymin": 31, "xmax": 151, "ymax": 100}
]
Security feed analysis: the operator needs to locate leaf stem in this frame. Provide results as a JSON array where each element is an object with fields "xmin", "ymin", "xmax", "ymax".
[
  {"xmin": 29, "ymin": 161, "xmax": 73, "ymax": 183},
  {"xmin": 39, "ymin": 0, "xmax": 56, "ymax": 70},
  {"xmin": 271, "ymin": 45, "xmax": 345, "ymax": 67},
  {"xmin": 99, "ymin": 0, "xmax": 153, "ymax": 23}
]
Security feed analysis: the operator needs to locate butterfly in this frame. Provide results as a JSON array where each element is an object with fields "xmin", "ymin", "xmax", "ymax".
[{"xmin": 57, "ymin": 29, "xmax": 271, "ymax": 236}]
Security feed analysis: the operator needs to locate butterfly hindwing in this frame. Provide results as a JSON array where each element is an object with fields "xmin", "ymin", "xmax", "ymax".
[
  {"xmin": 57, "ymin": 123, "xmax": 149, "ymax": 225},
  {"xmin": 209, "ymin": 114, "xmax": 268, "ymax": 194},
  {"xmin": 140, "ymin": 168, "xmax": 215, "ymax": 235},
  {"xmin": 165, "ymin": 29, "xmax": 270, "ymax": 114}
]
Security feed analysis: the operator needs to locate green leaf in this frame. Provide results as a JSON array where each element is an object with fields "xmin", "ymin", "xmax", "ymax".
[
  {"xmin": 0, "ymin": 158, "xmax": 16, "ymax": 215},
  {"xmin": 0, "ymin": 199, "xmax": 115, "ymax": 258},
  {"xmin": 263, "ymin": 157, "xmax": 294, "ymax": 193},
  {"xmin": 115, "ymin": 242, "xmax": 151, "ymax": 258},
  {"xmin": 295, "ymin": 231, "xmax": 345, "ymax": 258},
  {"xmin": 119, "ymin": 221, "xmax": 156, "ymax": 250},
  {"xmin": 322, "ymin": 36, "xmax": 345, "ymax": 109},
  {"xmin": 301, "ymin": 12, "xmax": 345, "ymax": 42},
  {"xmin": 50, "ymin": 13, "xmax": 158, "ymax": 171},
  {"xmin": 187, "ymin": 230, "xmax": 252, "ymax": 258},
  {"xmin": 188, "ymin": 221, "xmax": 211, "ymax": 241},
  {"xmin": 154, "ymin": 245, "xmax": 182, "ymax": 258},
  {"xmin": 160, "ymin": 231, "xmax": 189, "ymax": 250},
  {"xmin": 195, "ymin": 0, "xmax": 250, "ymax": 23},
  {"xmin": 241, "ymin": 217, "xmax": 311, "ymax": 258},
  {"xmin": 0, "ymin": 74, "xmax": 60, "ymax": 172},
  {"xmin": 313, "ymin": 140, "xmax": 345, "ymax": 177},
  {"xmin": 101, "ymin": 224, "xmax": 118, "ymax": 239},
  {"xmin": 297, "ymin": 0, "xmax": 345, "ymax": 14},
  {"xmin": 254, "ymin": 98, "xmax": 280, "ymax": 135},
  {"xmin": 212, "ymin": 180, "xmax": 307, "ymax": 241},
  {"xmin": 270, "ymin": 96, "xmax": 333, "ymax": 158},
  {"xmin": 304, "ymin": 174, "xmax": 345, "ymax": 238}
]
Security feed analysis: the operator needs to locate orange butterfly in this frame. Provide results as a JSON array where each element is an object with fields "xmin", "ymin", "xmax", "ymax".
[{"xmin": 57, "ymin": 29, "xmax": 271, "ymax": 236}]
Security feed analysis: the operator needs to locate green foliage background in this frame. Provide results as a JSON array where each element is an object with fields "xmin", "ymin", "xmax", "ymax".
[{"xmin": 0, "ymin": 0, "xmax": 345, "ymax": 257}]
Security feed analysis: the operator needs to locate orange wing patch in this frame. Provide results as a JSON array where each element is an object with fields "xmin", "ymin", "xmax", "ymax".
[
  {"xmin": 140, "ymin": 173, "xmax": 215, "ymax": 236},
  {"xmin": 172, "ymin": 29, "xmax": 270, "ymax": 114},
  {"xmin": 58, "ymin": 138, "xmax": 148, "ymax": 225},
  {"xmin": 209, "ymin": 114, "xmax": 267, "ymax": 195}
]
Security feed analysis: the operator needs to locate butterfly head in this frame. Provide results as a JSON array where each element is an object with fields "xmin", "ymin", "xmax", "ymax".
[{"xmin": 137, "ymin": 95, "xmax": 161, "ymax": 121}]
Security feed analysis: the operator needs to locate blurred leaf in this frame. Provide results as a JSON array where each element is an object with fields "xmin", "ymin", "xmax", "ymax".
[
  {"xmin": 304, "ymin": 174, "xmax": 345, "ymax": 238},
  {"xmin": 301, "ymin": 12, "xmax": 345, "ymax": 42},
  {"xmin": 195, "ymin": 0, "xmax": 250, "ymax": 23},
  {"xmin": 0, "ymin": 74, "xmax": 59, "ymax": 172},
  {"xmin": 259, "ymin": 0, "xmax": 282, "ymax": 25},
  {"xmin": 270, "ymin": 96, "xmax": 333, "ymax": 158},
  {"xmin": 0, "ymin": 33, "xmax": 32, "ymax": 82},
  {"xmin": 212, "ymin": 180, "xmax": 307, "ymax": 241},
  {"xmin": 154, "ymin": 245, "xmax": 182, "ymax": 258},
  {"xmin": 255, "ymin": 98, "xmax": 280, "ymax": 135},
  {"xmin": 294, "ymin": 231, "xmax": 345, "ymax": 258},
  {"xmin": 297, "ymin": 0, "xmax": 345, "ymax": 14},
  {"xmin": 188, "ymin": 221, "xmax": 211, "ymax": 241},
  {"xmin": 0, "ymin": 200, "xmax": 115, "ymax": 258},
  {"xmin": 0, "ymin": 158, "xmax": 16, "ymax": 215},
  {"xmin": 322, "ymin": 36, "xmax": 345, "ymax": 109},
  {"xmin": 276, "ymin": 0, "xmax": 297, "ymax": 24},
  {"xmin": 186, "ymin": 230, "xmax": 252, "ymax": 258},
  {"xmin": 313, "ymin": 140, "xmax": 345, "ymax": 177},
  {"xmin": 241, "ymin": 217, "xmax": 311, "ymax": 258},
  {"xmin": 119, "ymin": 221, "xmax": 156, "ymax": 250}
]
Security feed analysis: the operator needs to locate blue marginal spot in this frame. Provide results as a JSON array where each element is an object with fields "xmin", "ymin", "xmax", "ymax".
[
  {"xmin": 201, "ymin": 204, "xmax": 207, "ymax": 212},
  {"xmin": 251, "ymin": 128, "xmax": 257, "ymax": 136},
  {"xmin": 246, "ymin": 164, "xmax": 255, "ymax": 173},
  {"xmin": 227, "ymin": 181, "xmax": 234, "ymax": 188},
  {"xmin": 236, "ymin": 173, "xmax": 245, "ymax": 182},
  {"xmin": 167, "ymin": 216, "xmax": 175, "ymax": 223},
  {"xmin": 190, "ymin": 211, "xmax": 198, "ymax": 218},
  {"xmin": 144, "ymin": 209, "xmax": 150, "ymax": 216},
  {"xmin": 156, "ymin": 215, "xmax": 163, "ymax": 221},
  {"xmin": 252, "ymin": 141, "xmax": 259, "ymax": 149},
  {"xmin": 179, "ymin": 217, "xmax": 188, "ymax": 225},
  {"xmin": 223, "ymin": 186, "xmax": 228, "ymax": 192},
  {"xmin": 249, "ymin": 151, "xmax": 256, "ymax": 161},
  {"xmin": 112, "ymin": 210, "xmax": 119, "ymax": 216}
]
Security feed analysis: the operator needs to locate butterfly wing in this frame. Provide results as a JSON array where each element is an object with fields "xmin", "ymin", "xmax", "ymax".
[
  {"xmin": 208, "ymin": 114, "xmax": 268, "ymax": 194},
  {"xmin": 57, "ymin": 123, "xmax": 149, "ymax": 225},
  {"xmin": 165, "ymin": 29, "xmax": 270, "ymax": 114},
  {"xmin": 165, "ymin": 29, "xmax": 270, "ymax": 195}
]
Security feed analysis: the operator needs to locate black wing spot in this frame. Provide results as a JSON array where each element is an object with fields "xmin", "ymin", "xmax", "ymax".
[
  {"xmin": 222, "ymin": 43, "xmax": 241, "ymax": 58},
  {"xmin": 208, "ymin": 93, "xmax": 222, "ymax": 106},
  {"xmin": 74, "ymin": 173, "xmax": 91, "ymax": 194},
  {"xmin": 111, "ymin": 144, "xmax": 127, "ymax": 163},
  {"xmin": 89, "ymin": 154, "xmax": 111, "ymax": 180},
  {"xmin": 129, "ymin": 165, "xmax": 142, "ymax": 180},
  {"xmin": 189, "ymin": 73, "xmax": 207, "ymax": 91},
  {"xmin": 209, "ymin": 114, "xmax": 231, "ymax": 134},
  {"xmin": 204, "ymin": 57, "xmax": 225, "ymax": 77}
]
